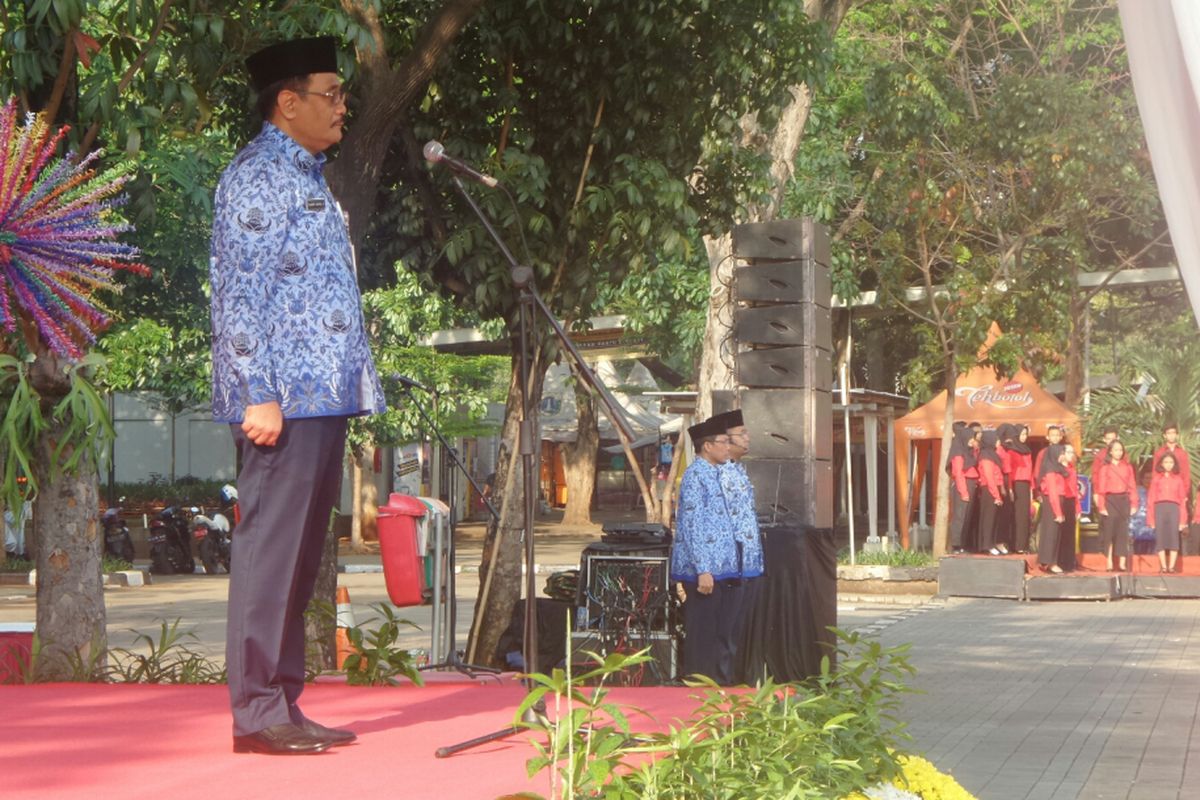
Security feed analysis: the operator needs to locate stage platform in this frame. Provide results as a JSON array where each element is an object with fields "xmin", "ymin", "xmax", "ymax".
[
  {"xmin": 939, "ymin": 552, "xmax": 1200, "ymax": 601},
  {"xmin": 0, "ymin": 674, "xmax": 707, "ymax": 800}
]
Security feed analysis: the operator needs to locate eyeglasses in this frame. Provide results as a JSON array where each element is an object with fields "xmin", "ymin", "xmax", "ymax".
[
  {"xmin": 295, "ymin": 86, "xmax": 347, "ymax": 105},
  {"xmin": 711, "ymin": 437, "xmax": 732, "ymax": 444},
  {"xmin": 729, "ymin": 431, "xmax": 750, "ymax": 440}
]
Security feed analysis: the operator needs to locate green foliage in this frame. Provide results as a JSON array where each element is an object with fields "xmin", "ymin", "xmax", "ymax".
[
  {"xmin": 98, "ymin": 320, "xmax": 211, "ymax": 414},
  {"xmin": 109, "ymin": 475, "xmax": 230, "ymax": 510},
  {"xmin": 839, "ymin": 549, "xmax": 937, "ymax": 567},
  {"xmin": 9, "ymin": 630, "xmax": 109, "ymax": 684},
  {"xmin": 341, "ymin": 602, "xmax": 425, "ymax": 687},
  {"xmin": 104, "ymin": 619, "xmax": 226, "ymax": 684},
  {"xmin": 0, "ymin": 352, "xmax": 114, "ymax": 516},
  {"xmin": 383, "ymin": 1, "xmax": 834, "ymax": 342},
  {"xmin": 0, "ymin": 354, "xmax": 43, "ymax": 514},
  {"xmin": 1081, "ymin": 319, "xmax": 1200, "ymax": 479},
  {"xmin": 789, "ymin": 0, "xmax": 1166, "ymax": 398},
  {"xmin": 599, "ymin": 251, "xmax": 710, "ymax": 380},
  {"xmin": 518, "ymin": 631, "xmax": 915, "ymax": 800}
]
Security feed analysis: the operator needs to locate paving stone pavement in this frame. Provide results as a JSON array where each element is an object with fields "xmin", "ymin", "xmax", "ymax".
[{"xmin": 869, "ymin": 597, "xmax": 1200, "ymax": 800}]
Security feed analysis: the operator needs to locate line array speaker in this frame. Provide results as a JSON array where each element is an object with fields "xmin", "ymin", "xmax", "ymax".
[{"xmin": 731, "ymin": 218, "xmax": 834, "ymax": 529}]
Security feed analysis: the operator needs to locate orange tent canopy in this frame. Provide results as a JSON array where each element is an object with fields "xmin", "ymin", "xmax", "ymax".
[{"xmin": 893, "ymin": 360, "xmax": 1079, "ymax": 547}]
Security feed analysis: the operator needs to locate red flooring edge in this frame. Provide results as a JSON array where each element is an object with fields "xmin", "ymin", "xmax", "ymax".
[{"xmin": 0, "ymin": 676, "xmax": 705, "ymax": 800}]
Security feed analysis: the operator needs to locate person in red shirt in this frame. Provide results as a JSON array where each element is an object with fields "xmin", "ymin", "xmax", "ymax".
[
  {"xmin": 1037, "ymin": 444, "xmax": 1072, "ymax": 574},
  {"xmin": 1148, "ymin": 451, "xmax": 1190, "ymax": 573},
  {"xmin": 976, "ymin": 431, "xmax": 1007, "ymax": 555},
  {"xmin": 1094, "ymin": 439, "xmax": 1138, "ymax": 572},
  {"xmin": 1033, "ymin": 424, "xmax": 1066, "ymax": 497},
  {"xmin": 947, "ymin": 425, "xmax": 980, "ymax": 553},
  {"xmin": 1005, "ymin": 425, "xmax": 1035, "ymax": 553},
  {"xmin": 1154, "ymin": 422, "xmax": 1191, "ymax": 493}
]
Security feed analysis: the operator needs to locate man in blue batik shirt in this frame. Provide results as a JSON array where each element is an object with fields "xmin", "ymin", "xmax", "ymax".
[
  {"xmin": 210, "ymin": 36, "xmax": 384, "ymax": 756},
  {"xmin": 671, "ymin": 417, "xmax": 758, "ymax": 685}
]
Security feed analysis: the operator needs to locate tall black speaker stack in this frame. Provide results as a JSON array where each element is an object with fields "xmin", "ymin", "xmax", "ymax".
[
  {"xmin": 731, "ymin": 218, "xmax": 833, "ymax": 530},
  {"xmin": 725, "ymin": 218, "xmax": 839, "ymax": 683}
]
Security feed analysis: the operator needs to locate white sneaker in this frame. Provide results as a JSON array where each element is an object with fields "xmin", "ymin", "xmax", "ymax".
[
  {"xmin": 997, "ymin": 545, "xmax": 1009, "ymax": 554},
  {"xmin": 989, "ymin": 548, "xmax": 1001, "ymax": 555}
]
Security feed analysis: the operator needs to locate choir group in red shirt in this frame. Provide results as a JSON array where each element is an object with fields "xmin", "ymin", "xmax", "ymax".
[{"xmin": 948, "ymin": 421, "xmax": 1198, "ymax": 575}]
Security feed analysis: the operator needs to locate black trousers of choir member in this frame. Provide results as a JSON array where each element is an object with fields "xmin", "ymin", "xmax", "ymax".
[
  {"xmin": 682, "ymin": 577, "xmax": 753, "ymax": 686},
  {"xmin": 226, "ymin": 416, "xmax": 348, "ymax": 737},
  {"xmin": 950, "ymin": 479, "xmax": 978, "ymax": 550},
  {"xmin": 1097, "ymin": 494, "xmax": 1131, "ymax": 558},
  {"xmin": 978, "ymin": 493, "xmax": 1000, "ymax": 552},
  {"xmin": 1038, "ymin": 501, "xmax": 1077, "ymax": 570},
  {"xmin": 1012, "ymin": 481, "xmax": 1031, "ymax": 552}
]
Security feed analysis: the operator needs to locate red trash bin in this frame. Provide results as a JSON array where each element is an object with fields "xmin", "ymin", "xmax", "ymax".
[{"xmin": 377, "ymin": 493, "xmax": 427, "ymax": 607}]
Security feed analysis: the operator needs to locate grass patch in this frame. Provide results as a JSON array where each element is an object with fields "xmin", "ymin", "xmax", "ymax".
[{"xmin": 838, "ymin": 549, "xmax": 937, "ymax": 567}]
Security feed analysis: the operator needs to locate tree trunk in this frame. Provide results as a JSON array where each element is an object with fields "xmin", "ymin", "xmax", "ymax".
[
  {"xmin": 329, "ymin": 0, "xmax": 486, "ymax": 254},
  {"xmin": 304, "ymin": 517, "xmax": 341, "ymax": 674},
  {"xmin": 932, "ymin": 368, "xmax": 958, "ymax": 558},
  {"xmin": 1063, "ymin": 261, "xmax": 1085, "ymax": 408},
  {"xmin": 466, "ymin": 350, "xmax": 547, "ymax": 668},
  {"xmin": 560, "ymin": 375, "xmax": 599, "ymax": 528},
  {"xmin": 359, "ymin": 450, "xmax": 379, "ymax": 544},
  {"xmin": 33, "ymin": 425, "xmax": 106, "ymax": 680}
]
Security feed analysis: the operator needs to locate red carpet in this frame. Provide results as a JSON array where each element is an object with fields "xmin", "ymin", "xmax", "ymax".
[{"xmin": 0, "ymin": 675, "xmax": 704, "ymax": 799}]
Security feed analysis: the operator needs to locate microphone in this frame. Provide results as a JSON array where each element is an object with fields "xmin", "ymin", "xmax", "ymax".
[
  {"xmin": 423, "ymin": 140, "xmax": 500, "ymax": 188},
  {"xmin": 392, "ymin": 374, "xmax": 430, "ymax": 392}
]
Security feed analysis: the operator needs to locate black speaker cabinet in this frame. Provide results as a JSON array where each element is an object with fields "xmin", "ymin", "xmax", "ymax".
[
  {"xmin": 734, "ymin": 259, "xmax": 831, "ymax": 306},
  {"xmin": 732, "ymin": 218, "xmax": 830, "ymax": 265},
  {"xmin": 733, "ymin": 304, "xmax": 833, "ymax": 352},
  {"xmin": 740, "ymin": 388, "xmax": 832, "ymax": 460},
  {"xmin": 736, "ymin": 345, "xmax": 832, "ymax": 390},
  {"xmin": 741, "ymin": 457, "xmax": 834, "ymax": 529}
]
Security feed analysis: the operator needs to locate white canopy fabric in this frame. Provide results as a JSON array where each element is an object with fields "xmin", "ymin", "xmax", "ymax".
[
  {"xmin": 1119, "ymin": 0, "xmax": 1200, "ymax": 326},
  {"xmin": 539, "ymin": 361, "xmax": 679, "ymax": 443}
]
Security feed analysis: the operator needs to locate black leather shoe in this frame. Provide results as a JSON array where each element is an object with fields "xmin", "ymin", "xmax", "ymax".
[
  {"xmin": 298, "ymin": 718, "xmax": 357, "ymax": 746},
  {"xmin": 233, "ymin": 723, "xmax": 332, "ymax": 755}
]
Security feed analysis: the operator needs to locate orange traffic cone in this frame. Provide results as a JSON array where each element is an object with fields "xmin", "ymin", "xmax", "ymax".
[{"xmin": 335, "ymin": 585, "xmax": 358, "ymax": 669}]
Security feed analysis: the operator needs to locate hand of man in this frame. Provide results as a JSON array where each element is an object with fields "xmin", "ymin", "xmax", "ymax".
[
  {"xmin": 243, "ymin": 401, "xmax": 283, "ymax": 446},
  {"xmin": 1054, "ymin": 516, "xmax": 1065, "ymax": 524},
  {"xmin": 1099, "ymin": 509, "xmax": 1108, "ymax": 516},
  {"xmin": 697, "ymin": 572, "xmax": 714, "ymax": 595}
]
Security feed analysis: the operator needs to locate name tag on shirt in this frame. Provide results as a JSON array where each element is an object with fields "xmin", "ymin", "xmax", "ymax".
[{"xmin": 305, "ymin": 197, "xmax": 326, "ymax": 212}]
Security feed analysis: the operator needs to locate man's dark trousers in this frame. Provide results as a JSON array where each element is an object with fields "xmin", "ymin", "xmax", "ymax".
[
  {"xmin": 227, "ymin": 415, "xmax": 348, "ymax": 736},
  {"xmin": 681, "ymin": 578, "xmax": 750, "ymax": 685}
]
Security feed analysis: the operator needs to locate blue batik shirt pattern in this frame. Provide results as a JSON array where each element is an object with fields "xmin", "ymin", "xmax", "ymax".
[
  {"xmin": 671, "ymin": 458, "xmax": 744, "ymax": 582},
  {"xmin": 210, "ymin": 123, "xmax": 385, "ymax": 423},
  {"xmin": 719, "ymin": 460, "xmax": 764, "ymax": 578}
]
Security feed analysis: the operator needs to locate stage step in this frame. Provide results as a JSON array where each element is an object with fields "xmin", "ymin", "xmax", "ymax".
[
  {"xmin": 1124, "ymin": 575, "xmax": 1200, "ymax": 598},
  {"xmin": 1025, "ymin": 574, "xmax": 1120, "ymax": 601},
  {"xmin": 938, "ymin": 555, "xmax": 1026, "ymax": 599}
]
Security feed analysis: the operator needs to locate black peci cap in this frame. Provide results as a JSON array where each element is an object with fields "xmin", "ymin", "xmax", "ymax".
[
  {"xmin": 246, "ymin": 36, "xmax": 339, "ymax": 92},
  {"xmin": 709, "ymin": 409, "xmax": 744, "ymax": 432}
]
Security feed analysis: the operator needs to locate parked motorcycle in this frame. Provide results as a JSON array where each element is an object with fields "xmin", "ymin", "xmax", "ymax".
[
  {"xmin": 192, "ymin": 510, "xmax": 232, "ymax": 575},
  {"xmin": 101, "ymin": 502, "xmax": 135, "ymax": 564},
  {"xmin": 148, "ymin": 506, "xmax": 195, "ymax": 575}
]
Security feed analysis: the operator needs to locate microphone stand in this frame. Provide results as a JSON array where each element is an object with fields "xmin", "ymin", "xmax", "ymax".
[
  {"xmin": 396, "ymin": 380, "xmax": 500, "ymax": 678},
  {"xmin": 433, "ymin": 175, "xmax": 637, "ymax": 759}
]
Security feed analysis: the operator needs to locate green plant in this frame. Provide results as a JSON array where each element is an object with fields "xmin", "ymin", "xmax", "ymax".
[
  {"xmin": 517, "ymin": 630, "xmax": 916, "ymax": 800},
  {"xmin": 105, "ymin": 619, "xmax": 226, "ymax": 684},
  {"xmin": 340, "ymin": 603, "xmax": 424, "ymax": 687},
  {"xmin": 10, "ymin": 630, "xmax": 109, "ymax": 684},
  {"xmin": 839, "ymin": 549, "xmax": 937, "ymax": 568},
  {"xmin": 0, "ymin": 555, "xmax": 33, "ymax": 573}
]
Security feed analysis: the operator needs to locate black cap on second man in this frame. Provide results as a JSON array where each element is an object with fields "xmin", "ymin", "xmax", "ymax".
[
  {"xmin": 709, "ymin": 409, "xmax": 744, "ymax": 432},
  {"xmin": 246, "ymin": 36, "xmax": 339, "ymax": 92}
]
